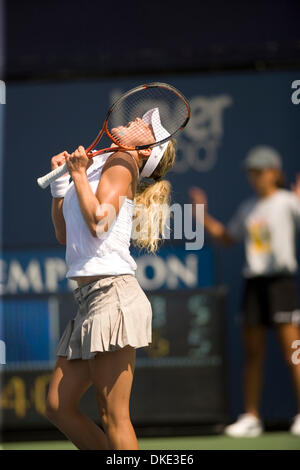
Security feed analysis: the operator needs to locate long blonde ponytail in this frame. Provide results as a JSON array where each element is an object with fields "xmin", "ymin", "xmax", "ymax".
[{"xmin": 132, "ymin": 140, "xmax": 176, "ymax": 253}]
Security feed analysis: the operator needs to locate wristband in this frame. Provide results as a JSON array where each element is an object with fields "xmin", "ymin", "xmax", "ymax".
[{"xmin": 50, "ymin": 174, "xmax": 70, "ymax": 198}]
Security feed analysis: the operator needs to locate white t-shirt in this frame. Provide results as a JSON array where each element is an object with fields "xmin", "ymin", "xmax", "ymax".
[
  {"xmin": 62, "ymin": 153, "xmax": 137, "ymax": 279},
  {"xmin": 227, "ymin": 189, "xmax": 300, "ymax": 277}
]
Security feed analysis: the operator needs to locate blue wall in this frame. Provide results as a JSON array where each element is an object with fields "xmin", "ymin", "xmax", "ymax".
[{"xmin": 3, "ymin": 70, "xmax": 300, "ymax": 421}]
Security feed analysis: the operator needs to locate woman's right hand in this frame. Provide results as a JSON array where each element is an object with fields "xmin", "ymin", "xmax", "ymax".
[{"xmin": 51, "ymin": 151, "xmax": 70, "ymax": 171}]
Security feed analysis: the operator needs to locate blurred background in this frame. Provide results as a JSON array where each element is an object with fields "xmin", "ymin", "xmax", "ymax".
[{"xmin": 1, "ymin": 0, "xmax": 300, "ymax": 450}]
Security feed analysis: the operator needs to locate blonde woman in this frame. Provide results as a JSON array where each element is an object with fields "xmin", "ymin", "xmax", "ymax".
[{"xmin": 45, "ymin": 108, "xmax": 175, "ymax": 450}]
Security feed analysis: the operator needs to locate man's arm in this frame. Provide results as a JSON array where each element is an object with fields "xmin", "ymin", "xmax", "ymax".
[
  {"xmin": 203, "ymin": 212, "xmax": 235, "ymax": 245},
  {"xmin": 189, "ymin": 186, "xmax": 235, "ymax": 245}
]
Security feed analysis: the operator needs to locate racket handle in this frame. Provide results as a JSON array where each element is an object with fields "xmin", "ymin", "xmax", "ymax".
[{"xmin": 37, "ymin": 163, "xmax": 68, "ymax": 189}]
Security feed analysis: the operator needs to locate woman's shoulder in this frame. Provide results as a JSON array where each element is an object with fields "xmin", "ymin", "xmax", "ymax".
[
  {"xmin": 102, "ymin": 151, "xmax": 139, "ymax": 180},
  {"xmin": 87, "ymin": 151, "xmax": 113, "ymax": 175}
]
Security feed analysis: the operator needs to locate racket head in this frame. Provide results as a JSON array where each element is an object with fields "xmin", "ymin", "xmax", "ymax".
[{"xmin": 103, "ymin": 83, "xmax": 190, "ymax": 152}]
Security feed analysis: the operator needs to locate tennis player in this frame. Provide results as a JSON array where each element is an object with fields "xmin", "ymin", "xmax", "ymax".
[
  {"xmin": 190, "ymin": 148, "xmax": 300, "ymax": 437},
  {"xmin": 45, "ymin": 108, "xmax": 176, "ymax": 450}
]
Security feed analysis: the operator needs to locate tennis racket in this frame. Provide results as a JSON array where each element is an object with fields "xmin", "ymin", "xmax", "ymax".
[{"xmin": 37, "ymin": 82, "xmax": 190, "ymax": 189}]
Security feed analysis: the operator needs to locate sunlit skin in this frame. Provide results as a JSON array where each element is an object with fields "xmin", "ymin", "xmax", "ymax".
[
  {"xmin": 50, "ymin": 117, "xmax": 157, "ymax": 271},
  {"xmin": 48, "ymin": 117, "xmax": 159, "ymax": 451},
  {"xmin": 111, "ymin": 117, "xmax": 155, "ymax": 148},
  {"xmin": 50, "ymin": 117, "xmax": 156, "ymax": 268}
]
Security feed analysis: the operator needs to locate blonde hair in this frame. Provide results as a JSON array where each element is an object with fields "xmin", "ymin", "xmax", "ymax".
[{"xmin": 132, "ymin": 140, "xmax": 176, "ymax": 253}]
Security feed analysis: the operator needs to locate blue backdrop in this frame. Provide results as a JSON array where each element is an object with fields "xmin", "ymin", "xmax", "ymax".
[{"xmin": 3, "ymin": 70, "xmax": 300, "ymax": 421}]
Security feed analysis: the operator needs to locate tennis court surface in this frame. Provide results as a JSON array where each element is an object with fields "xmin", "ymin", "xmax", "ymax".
[{"xmin": 2, "ymin": 432, "xmax": 300, "ymax": 450}]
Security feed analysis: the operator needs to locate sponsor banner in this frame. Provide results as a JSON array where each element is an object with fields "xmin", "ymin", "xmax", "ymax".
[
  {"xmin": 5, "ymin": 71, "xmax": 300, "ymax": 247},
  {"xmin": 0, "ymin": 245, "xmax": 214, "ymax": 295}
]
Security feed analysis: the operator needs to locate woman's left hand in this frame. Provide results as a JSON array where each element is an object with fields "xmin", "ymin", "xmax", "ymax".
[
  {"xmin": 65, "ymin": 146, "xmax": 90, "ymax": 175},
  {"xmin": 291, "ymin": 173, "xmax": 300, "ymax": 200}
]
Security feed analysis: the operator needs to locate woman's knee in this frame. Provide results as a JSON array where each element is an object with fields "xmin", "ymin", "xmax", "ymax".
[
  {"xmin": 45, "ymin": 396, "xmax": 59, "ymax": 423},
  {"xmin": 45, "ymin": 393, "xmax": 76, "ymax": 423},
  {"xmin": 100, "ymin": 408, "xmax": 131, "ymax": 432},
  {"xmin": 95, "ymin": 394, "xmax": 130, "ymax": 431}
]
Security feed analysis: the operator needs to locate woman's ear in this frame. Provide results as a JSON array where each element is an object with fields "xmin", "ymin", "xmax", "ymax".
[{"xmin": 138, "ymin": 148, "xmax": 152, "ymax": 160}]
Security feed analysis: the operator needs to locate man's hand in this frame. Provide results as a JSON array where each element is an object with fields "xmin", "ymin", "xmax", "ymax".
[{"xmin": 189, "ymin": 186, "xmax": 208, "ymax": 212}]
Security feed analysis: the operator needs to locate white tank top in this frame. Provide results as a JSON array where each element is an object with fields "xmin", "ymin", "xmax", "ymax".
[{"xmin": 62, "ymin": 152, "xmax": 138, "ymax": 279}]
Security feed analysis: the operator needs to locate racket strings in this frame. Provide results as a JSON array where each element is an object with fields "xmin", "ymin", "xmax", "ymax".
[
  {"xmin": 37, "ymin": 82, "xmax": 190, "ymax": 189},
  {"xmin": 107, "ymin": 85, "xmax": 189, "ymax": 149}
]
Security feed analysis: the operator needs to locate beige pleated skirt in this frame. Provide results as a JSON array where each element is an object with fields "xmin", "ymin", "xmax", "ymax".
[{"xmin": 56, "ymin": 274, "xmax": 152, "ymax": 360}]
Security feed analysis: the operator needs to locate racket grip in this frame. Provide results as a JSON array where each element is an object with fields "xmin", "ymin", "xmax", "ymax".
[{"xmin": 37, "ymin": 163, "xmax": 69, "ymax": 189}]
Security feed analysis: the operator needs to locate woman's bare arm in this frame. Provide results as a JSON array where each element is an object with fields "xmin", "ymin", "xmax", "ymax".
[
  {"xmin": 66, "ymin": 146, "xmax": 136, "ymax": 238},
  {"xmin": 50, "ymin": 151, "xmax": 69, "ymax": 245},
  {"xmin": 51, "ymin": 198, "xmax": 66, "ymax": 245}
]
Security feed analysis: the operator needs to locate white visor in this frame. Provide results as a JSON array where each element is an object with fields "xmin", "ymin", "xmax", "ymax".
[{"xmin": 139, "ymin": 107, "xmax": 170, "ymax": 179}]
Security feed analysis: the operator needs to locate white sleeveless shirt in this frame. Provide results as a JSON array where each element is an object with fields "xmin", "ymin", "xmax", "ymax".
[{"xmin": 62, "ymin": 152, "xmax": 137, "ymax": 279}]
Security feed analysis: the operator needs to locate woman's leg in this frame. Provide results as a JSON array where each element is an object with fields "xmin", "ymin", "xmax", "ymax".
[
  {"xmin": 88, "ymin": 345, "xmax": 139, "ymax": 450},
  {"xmin": 46, "ymin": 356, "xmax": 109, "ymax": 450},
  {"xmin": 275, "ymin": 323, "xmax": 300, "ymax": 413},
  {"xmin": 242, "ymin": 325, "xmax": 267, "ymax": 418}
]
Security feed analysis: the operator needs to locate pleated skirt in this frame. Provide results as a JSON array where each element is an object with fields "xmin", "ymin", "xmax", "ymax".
[{"xmin": 56, "ymin": 274, "xmax": 152, "ymax": 360}]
